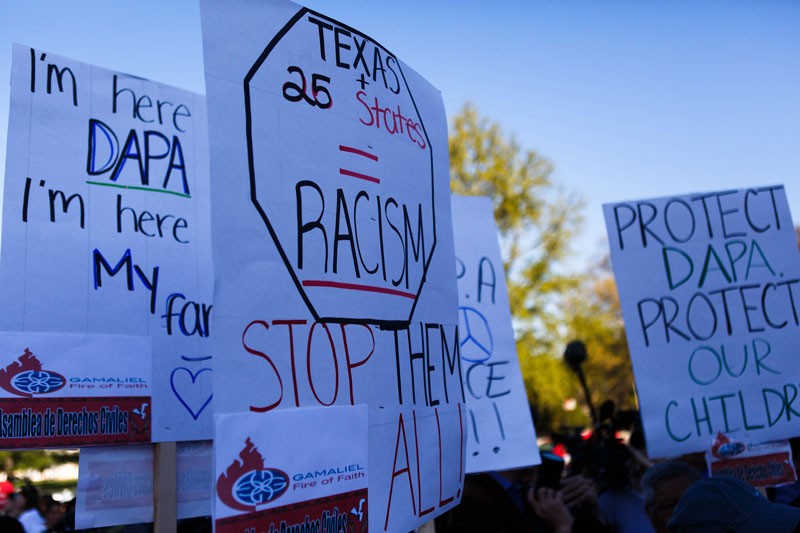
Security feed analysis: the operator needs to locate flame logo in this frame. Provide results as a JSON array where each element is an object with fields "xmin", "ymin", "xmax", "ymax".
[
  {"xmin": 217, "ymin": 438, "xmax": 289, "ymax": 512},
  {"xmin": 0, "ymin": 349, "xmax": 64, "ymax": 397}
]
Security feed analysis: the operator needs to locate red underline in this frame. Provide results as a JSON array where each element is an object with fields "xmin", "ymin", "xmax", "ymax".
[
  {"xmin": 339, "ymin": 145, "xmax": 379, "ymax": 161},
  {"xmin": 302, "ymin": 280, "xmax": 416, "ymax": 299},
  {"xmin": 340, "ymin": 168, "xmax": 380, "ymax": 184}
]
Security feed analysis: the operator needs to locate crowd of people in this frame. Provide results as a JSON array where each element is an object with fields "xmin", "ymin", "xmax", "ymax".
[
  {"xmin": 4, "ymin": 411, "xmax": 800, "ymax": 532},
  {"xmin": 0, "ymin": 480, "xmax": 213, "ymax": 533},
  {"xmin": 0, "ymin": 482, "xmax": 71, "ymax": 533},
  {"xmin": 435, "ymin": 412, "xmax": 800, "ymax": 533}
]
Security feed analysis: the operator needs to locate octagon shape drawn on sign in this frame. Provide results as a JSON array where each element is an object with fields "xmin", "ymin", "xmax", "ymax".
[{"xmin": 243, "ymin": 8, "xmax": 437, "ymax": 327}]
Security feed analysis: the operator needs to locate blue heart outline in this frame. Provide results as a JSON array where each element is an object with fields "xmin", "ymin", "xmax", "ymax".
[{"xmin": 170, "ymin": 367, "xmax": 213, "ymax": 420}]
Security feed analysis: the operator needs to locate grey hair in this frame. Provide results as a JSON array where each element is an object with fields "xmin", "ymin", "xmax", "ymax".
[{"xmin": 641, "ymin": 461, "xmax": 702, "ymax": 508}]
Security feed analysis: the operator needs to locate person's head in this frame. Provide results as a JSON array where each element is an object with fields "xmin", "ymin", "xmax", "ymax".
[
  {"xmin": 43, "ymin": 498, "xmax": 64, "ymax": 528},
  {"xmin": 641, "ymin": 461, "xmax": 701, "ymax": 533},
  {"xmin": 3, "ymin": 493, "xmax": 22, "ymax": 518},
  {"xmin": 18, "ymin": 483, "xmax": 39, "ymax": 511},
  {"xmin": 0, "ymin": 515, "xmax": 24, "ymax": 533},
  {"xmin": 668, "ymin": 476, "xmax": 800, "ymax": 532}
]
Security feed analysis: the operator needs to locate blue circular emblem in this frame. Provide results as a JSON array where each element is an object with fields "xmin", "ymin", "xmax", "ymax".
[
  {"xmin": 234, "ymin": 469, "xmax": 289, "ymax": 505},
  {"xmin": 11, "ymin": 370, "xmax": 66, "ymax": 394},
  {"xmin": 717, "ymin": 442, "xmax": 746, "ymax": 458}
]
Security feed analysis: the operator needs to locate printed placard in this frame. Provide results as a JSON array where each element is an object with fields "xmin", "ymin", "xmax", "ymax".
[
  {"xmin": 201, "ymin": 1, "xmax": 464, "ymax": 531},
  {"xmin": 604, "ymin": 186, "xmax": 800, "ymax": 457},
  {"xmin": 214, "ymin": 407, "xmax": 368, "ymax": 533},
  {"xmin": 706, "ymin": 434, "xmax": 797, "ymax": 488},
  {"xmin": 75, "ymin": 441, "xmax": 212, "ymax": 529},
  {"xmin": 0, "ymin": 45, "xmax": 213, "ymax": 441},
  {"xmin": 0, "ymin": 332, "xmax": 150, "ymax": 449},
  {"xmin": 452, "ymin": 196, "xmax": 540, "ymax": 472}
]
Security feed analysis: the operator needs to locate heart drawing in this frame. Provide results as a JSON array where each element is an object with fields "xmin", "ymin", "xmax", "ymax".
[{"xmin": 170, "ymin": 367, "xmax": 213, "ymax": 420}]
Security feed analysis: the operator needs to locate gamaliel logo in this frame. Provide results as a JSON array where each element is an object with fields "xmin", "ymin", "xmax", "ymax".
[
  {"xmin": 0, "ymin": 349, "xmax": 66, "ymax": 398},
  {"xmin": 711, "ymin": 432, "xmax": 746, "ymax": 459},
  {"xmin": 217, "ymin": 438, "xmax": 290, "ymax": 512}
]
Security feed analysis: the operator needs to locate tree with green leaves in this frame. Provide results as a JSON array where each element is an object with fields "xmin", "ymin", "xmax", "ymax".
[
  {"xmin": 0, "ymin": 449, "xmax": 77, "ymax": 477},
  {"xmin": 449, "ymin": 103, "xmax": 587, "ymax": 430},
  {"xmin": 563, "ymin": 258, "xmax": 635, "ymax": 416}
]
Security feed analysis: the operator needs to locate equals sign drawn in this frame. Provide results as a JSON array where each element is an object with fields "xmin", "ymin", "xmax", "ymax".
[{"xmin": 339, "ymin": 145, "xmax": 380, "ymax": 184}]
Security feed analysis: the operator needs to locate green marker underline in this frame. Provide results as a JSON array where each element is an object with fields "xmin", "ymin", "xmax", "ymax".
[{"xmin": 86, "ymin": 181, "xmax": 191, "ymax": 199}]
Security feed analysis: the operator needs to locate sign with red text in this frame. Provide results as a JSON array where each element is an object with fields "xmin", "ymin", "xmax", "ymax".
[
  {"xmin": 75, "ymin": 441, "xmax": 212, "ymax": 529},
  {"xmin": 214, "ymin": 407, "xmax": 368, "ymax": 533},
  {"xmin": 0, "ymin": 332, "xmax": 150, "ymax": 449},
  {"xmin": 705, "ymin": 433, "xmax": 796, "ymax": 488},
  {"xmin": 604, "ymin": 186, "xmax": 800, "ymax": 457},
  {"xmin": 200, "ymin": 1, "xmax": 463, "ymax": 530},
  {"xmin": 242, "ymin": 14, "xmax": 434, "ymax": 327},
  {"xmin": 0, "ymin": 46, "xmax": 213, "ymax": 441},
  {"xmin": 452, "ymin": 196, "xmax": 539, "ymax": 472}
]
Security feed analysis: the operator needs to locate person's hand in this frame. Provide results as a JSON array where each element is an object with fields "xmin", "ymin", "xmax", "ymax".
[
  {"xmin": 528, "ymin": 487, "xmax": 574, "ymax": 533},
  {"xmin": 560, "ymin": 475, "xmax": 598, "ymax": 510}
]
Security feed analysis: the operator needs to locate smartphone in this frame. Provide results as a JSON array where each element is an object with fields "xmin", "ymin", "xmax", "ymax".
[{"xmin": 535, "ymin": 451, "xmax": 565, "ymax": 491}]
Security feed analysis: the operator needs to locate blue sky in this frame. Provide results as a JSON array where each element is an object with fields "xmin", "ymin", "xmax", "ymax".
[{"xmin": 1, "ymin": 0, "xmax": 798, "ymax": 266}]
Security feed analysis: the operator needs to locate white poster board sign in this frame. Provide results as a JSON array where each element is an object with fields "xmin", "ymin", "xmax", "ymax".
[
  {"xmin": 214, "ymin": 407, "xmax": 367, "ymax": 532},
  {"xmin": 0, "ymin": 331, "xmax": 150, "ymax": 449},
  {"xmin": 75, "ymin": 441, "xmax": 212, "ymax": 529},
  {"xmin": 0, "ymin": 45, "xmax": 213, "ymax": 441},
  {"xmin": 604, "ymin": 185, "xmax": 800, "ymax": 457},
  {"xmin": 452, "ymin": 196, "xmax": 539, "ymax": 472},
  {"xmin": 200, "ymin": 1, "xmax": 464, "ymax": 530}
]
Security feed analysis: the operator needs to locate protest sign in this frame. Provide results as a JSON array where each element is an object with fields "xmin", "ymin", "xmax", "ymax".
[
  {"xmin": 604, "ymin": 186, "xmax": 800, "ymax": 457},
  {"xmin": 200, "ymin": 1, "xmax": 463, "ymax": 529},
  {"xmin": 0, "ymin": 45, "xmax": 214, "ymax": 441},
  {"xmin": 452, "ymin": 196, "xmax": 539, "ymax": 472},
  {"xmin": 214, "ymin": 407, "xmax": 367, "ymax": 533},
  {"xmin": 705, "ymin": 433, "xmax": 796, "ymax": 488},
  {"xmin": 0, "ymin": 331, "xmax": 150, "ymax": 449},
  {"xmin": 75, "ymin": 441, "xmax": 212, "ymax": 529}
]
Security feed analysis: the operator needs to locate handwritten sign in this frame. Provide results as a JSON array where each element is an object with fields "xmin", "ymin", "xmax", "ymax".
[
  {"xmin": 0, "ymin": 45, "xmax": 214, "ymax": 441},
  {"xmin": 604, "ymin": 186, "xmax": 800, "ymax": 457},
  {"xmin": 240, "ymin": 5, "xmax": 434, "ymax": 326},
  {"xmin": 200, "ymin": 1, "xmax": 463, "ymax": 530},
  {"xmin": 215, "ymin": 407, "xmax": 367, "ymax": 533},
  {"xmin": 75, "ymin": 441, "xmax": 212, "ymax": 529},
  {"xmin": 0, "ymin": 332, "xmax": 150, "ymax": 449},
  {"xmin": 452, "ymin": 196, "xmax": 539, "ymax": 472}
]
